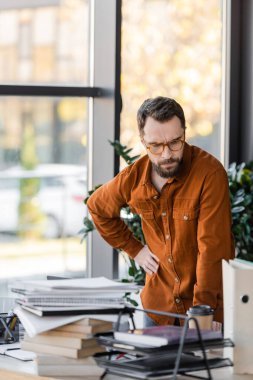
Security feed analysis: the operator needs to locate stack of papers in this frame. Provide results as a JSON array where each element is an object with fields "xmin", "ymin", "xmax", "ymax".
[
  {"xmin": 10, "ymin": 276, "xmax": 140, "ymax": 316},
  {"xmin": 10, "ymin": 277, "xmax": 139, "ymax": 337}
]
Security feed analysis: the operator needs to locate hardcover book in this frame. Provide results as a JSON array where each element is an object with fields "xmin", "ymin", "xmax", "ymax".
[
  {"xmin": 24, "ymin": 333, "xmax": 98, "ymax": 349},
  {"xmin": 114, "ymin": 324, "xmax": 222, "ymax": 347},
  {"xmin": 21, "ymin": 340, "xmax": 105, "ymax": 359}
]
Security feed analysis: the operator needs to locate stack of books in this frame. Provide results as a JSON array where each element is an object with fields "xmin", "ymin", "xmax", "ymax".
[
  {"xmin": 21, "ymin": 317, "xmax": 112, "ymax": 379},
  {"xmin": 21, "ymin": 317, "xmax": 111, "ymax": 357}
]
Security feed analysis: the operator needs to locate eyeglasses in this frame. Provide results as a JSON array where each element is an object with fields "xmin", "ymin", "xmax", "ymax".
[{"xmin": 143, "ymin": 135, "xmax": 185, "ymax": 155}]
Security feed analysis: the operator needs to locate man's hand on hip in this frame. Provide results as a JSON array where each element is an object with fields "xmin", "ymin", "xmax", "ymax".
[{"xmin": 134, "ymin": 246, "xmax": 159, "ymax": 275}]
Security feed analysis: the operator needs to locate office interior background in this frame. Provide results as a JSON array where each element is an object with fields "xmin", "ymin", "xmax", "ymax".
[{"xmin": 0, "ymin": 0, "xmax": 252, "ymax": 295}]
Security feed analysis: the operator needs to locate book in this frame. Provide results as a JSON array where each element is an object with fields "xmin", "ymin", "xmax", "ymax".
[
  {"xmin": 23, "ymin": 334, "xmax": 98, "ymax": 349},
  {"xmin": 40, "ymin": 329, "xmax": 93, "ymax": 339},
  {"xmin": 21, "ymin": 340, "xmax": 105, "ymax": 359},
  {"xmin": 20, "ymin": 303, "xmax": 124, "ymax": 317},
  {"xmin": 16, "ymin": 294, "xmax": 125, "ymax": 306},
  {"xmin": 14, "ymin": 305, "xmax": 128, "ymax": 337},
  {"xmin": 35, "ymin": 363, "xmax": 105, "ymax": 377},
  {"xmin": 35, "ymin": 353, "xmax": 104, "ymax": 378},
  {"xmin": 70, "ymin": 317, "xmax": 114, "ymax": 326},
  {"xmin": 35, "ymin": 354, "xmax": 96, "ymax": 365},
  {"xmin": 114, "ymin": 325, "xmax": 222, "ymax": 347},
  {"xmin": 54, "ymin": 321, "xmax": 113, "ymax": 334}
]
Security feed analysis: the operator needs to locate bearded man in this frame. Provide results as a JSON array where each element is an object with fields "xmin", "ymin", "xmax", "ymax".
[{"xmin": 87, "ymin": 96, "xmax": 235, "ymax": 327}]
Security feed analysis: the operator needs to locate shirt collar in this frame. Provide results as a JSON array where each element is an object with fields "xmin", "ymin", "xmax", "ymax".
[
  {"xmin": 176, "ymin": 142, "xmax": 192, "ymax": 182},
  {"xmin": 141, "ymin": 156, "xmax": 152, "ymax": 186}
]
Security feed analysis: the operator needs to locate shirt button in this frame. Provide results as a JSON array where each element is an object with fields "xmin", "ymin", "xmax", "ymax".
[
  {"xmin": 183, "ymin": 215, "xmax": 189, "ymax": 220},
  {"xmin": 175, "ymin": 277, "xmax": 179, "ymax": 283},
  {"xmin": 153, "ymin": 195, "xmax": 159, "ymax": 200},
  {"xmin": 161, "ymin": 212, "xmax": 167, "ymax": 216},
  {"xmin": 175, "ymin": 297, "xmax": 181, "ymax": 304},
  {"xmin": 168, "ymin": 256, "xmax": 172, "ymax": 263},
  {"xmin": 165, "ymin": 234, "xmax": 170, "ymax": 240}
]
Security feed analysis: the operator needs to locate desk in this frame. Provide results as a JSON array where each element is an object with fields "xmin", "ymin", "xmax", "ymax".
[{"xmin": 1, "ymin": 354, "xmax": 253, "ymax": 380}]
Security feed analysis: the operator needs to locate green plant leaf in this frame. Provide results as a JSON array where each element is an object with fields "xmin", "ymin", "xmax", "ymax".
[{"xmin": 228, "ymin": 161, "xmax": 253, "ymax": 261}]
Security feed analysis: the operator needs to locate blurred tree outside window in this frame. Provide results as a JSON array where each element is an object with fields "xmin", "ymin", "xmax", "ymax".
[
  {"xmin": 121, "ymin": 0, "xmax": 223, "ymax": 164},
  {"xmin": 0, "ymin": 0, "xmax": 89, "ymax": 85}
]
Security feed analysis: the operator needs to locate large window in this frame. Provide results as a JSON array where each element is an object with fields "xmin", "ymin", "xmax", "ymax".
[
  {"xmin": 0, "ymin": 0, "xmax": 120, "ymax": 293},
  {"xmin": 0, "ymin": 0, "xmax": 90, "ymax": 290},
  {"xmin": 121, "ymin": 0, "xmax": 223, "ymax": 162}
]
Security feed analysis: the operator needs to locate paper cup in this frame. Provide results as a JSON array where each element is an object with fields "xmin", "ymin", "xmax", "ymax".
[{"xmin": 187, "ymin": 305, "xmax": 214, "ymax": 330}]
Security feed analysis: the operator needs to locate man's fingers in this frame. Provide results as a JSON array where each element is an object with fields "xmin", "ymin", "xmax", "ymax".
[
  {"xmin": 143, "ymin": 265, "xmax": 153, "ymax": 275},
  {"xmin": 135, "ymin": 246, "xmax": 160, "ymax": 274},
  {"xmin": 150, "ymin": 253, "xmax": 160, "ymax": 262},
  {"xmin": 143, "ymin": 261, "xmax": 159, "ymax": 274},
  {"xmin": 148, "ymin": 263, "xmax": 158, "ymax": 273},
  {"xmin": 147, "ymin": 258, "xmax": 159, "ymax": 271}
]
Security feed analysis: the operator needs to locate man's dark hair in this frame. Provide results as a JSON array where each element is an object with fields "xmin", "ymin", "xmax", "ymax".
[{"xmin": 137, "ymin": 96, "xmax": 186, "ymax": 136}]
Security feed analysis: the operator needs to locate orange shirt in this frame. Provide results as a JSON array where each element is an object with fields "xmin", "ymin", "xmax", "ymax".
[{"xmin": 87, "ymin": 143, "xmax": 235, "ymax": 324}]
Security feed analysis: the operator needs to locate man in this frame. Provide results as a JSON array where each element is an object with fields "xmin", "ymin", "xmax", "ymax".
[{"xmin": 87, "ymin": 96, "xmax": 235, "ymax": 326}]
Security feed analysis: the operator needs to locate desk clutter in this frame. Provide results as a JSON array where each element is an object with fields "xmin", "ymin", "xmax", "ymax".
[
  {"xmin": 2, "ymin": 276, "xmax": 236, "ymax": 379},
  {"xmin": 6, "ymin": 276, "xmax": 139, "ymax": 379}
]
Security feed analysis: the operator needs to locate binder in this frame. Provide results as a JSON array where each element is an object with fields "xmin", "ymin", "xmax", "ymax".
[{"xmin": 222, "ymin": 259, "xmax": 253, "ymax": 374}]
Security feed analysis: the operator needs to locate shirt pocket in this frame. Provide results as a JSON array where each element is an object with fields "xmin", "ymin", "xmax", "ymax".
[
  {"xmin": 134, "ymin": 205, "xmax": 164, "ymax": 241},
  {"xmin": 172, "ymin": 208, "xmax": 199, "ymax": 250}
]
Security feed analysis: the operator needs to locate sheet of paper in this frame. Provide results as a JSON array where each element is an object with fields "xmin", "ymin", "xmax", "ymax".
[
  {"xmin": 0, "ymin": 342, "xmax": 20, "ymax": 354},
  {"xmin": 10, "ymin": 276, "xmax": 140, "ymax": 292},
  {"xmin": 6, "ymin": 349, "xmax": 36, "ymax": 361}
]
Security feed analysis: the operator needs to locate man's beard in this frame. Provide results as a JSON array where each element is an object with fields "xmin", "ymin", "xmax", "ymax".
[{"xmin": 152, "ymin": 157, "xmax": 182, "ymax": 178}]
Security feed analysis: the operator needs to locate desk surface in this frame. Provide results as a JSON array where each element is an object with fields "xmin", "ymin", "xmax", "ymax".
[{"xmin": 1, "ymin": 353, "xmax": 253, "ymax": 380}]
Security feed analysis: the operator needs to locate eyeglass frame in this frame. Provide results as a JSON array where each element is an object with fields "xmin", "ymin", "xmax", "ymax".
[{"xmin": 142, "ymin": 133, "xmax": 185, "ymax": 155}]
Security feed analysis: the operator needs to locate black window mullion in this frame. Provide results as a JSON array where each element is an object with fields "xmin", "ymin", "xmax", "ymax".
[{"xmin": 0, "ymin": 85, "xmax": 103, "ymax": 97}]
